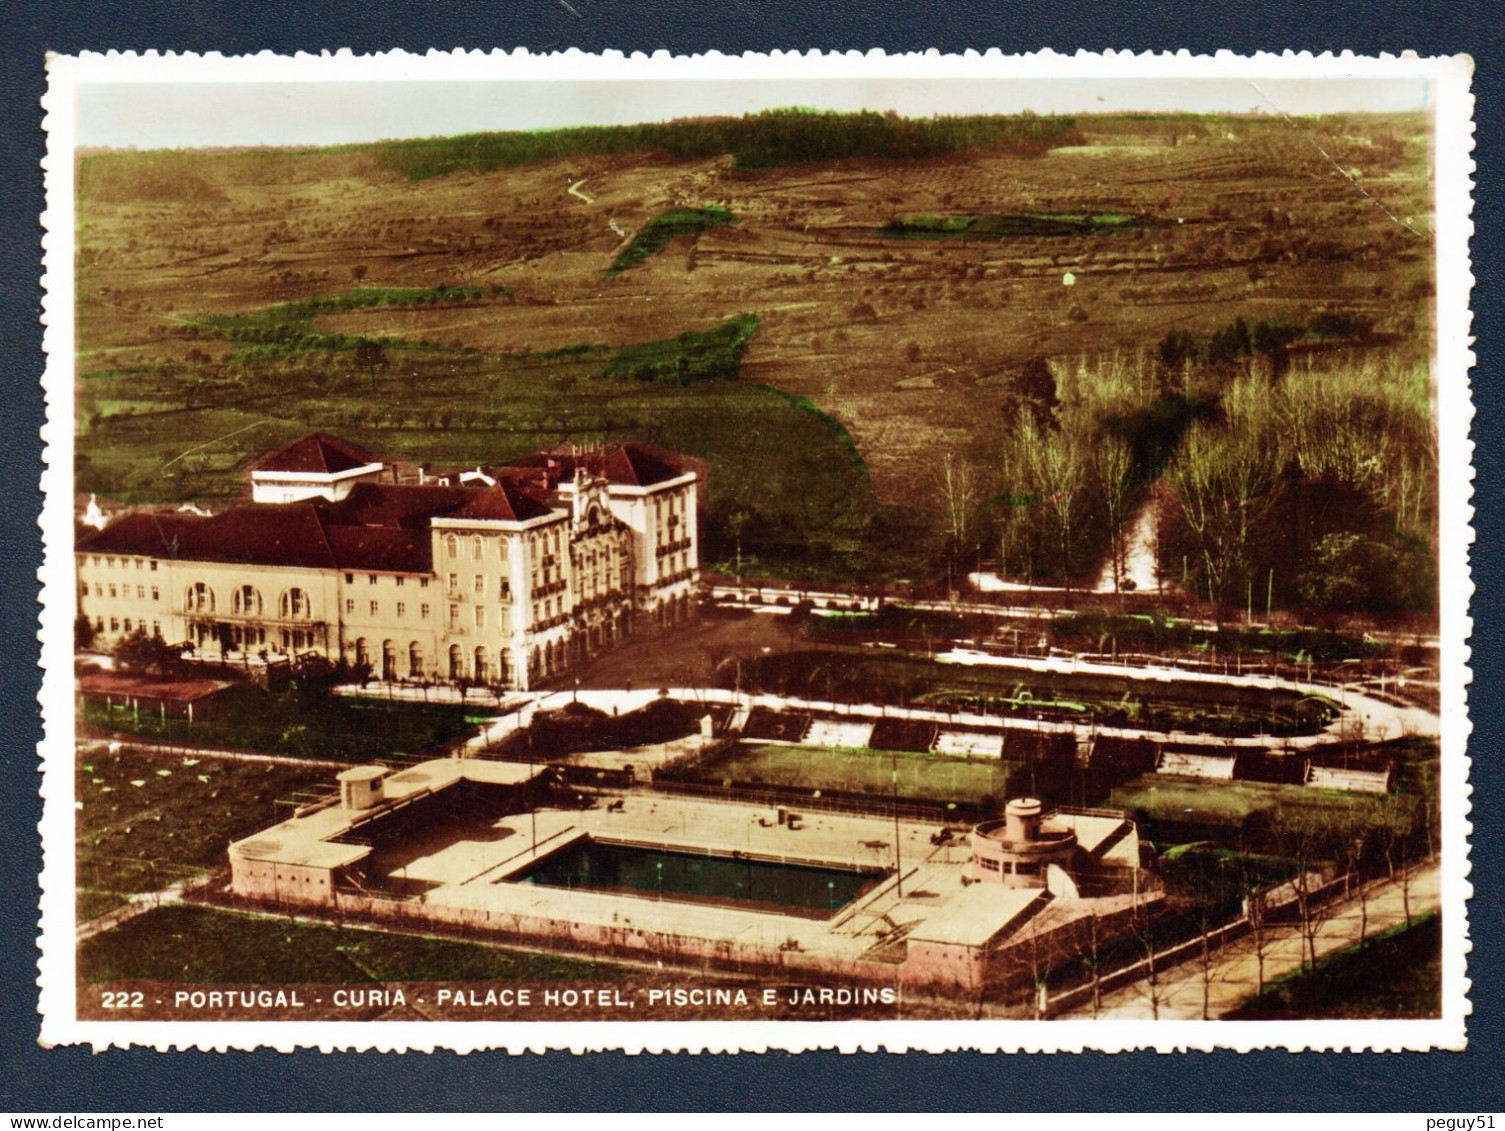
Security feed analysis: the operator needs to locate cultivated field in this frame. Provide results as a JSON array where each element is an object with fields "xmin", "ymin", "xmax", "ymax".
[
  {"xmin": 75, "ymin": 746, "xmax": 330, "ymax": 919},
  {"xmin": 75, "ymin": 111, "xmax": 1434, "ymax": 586}
]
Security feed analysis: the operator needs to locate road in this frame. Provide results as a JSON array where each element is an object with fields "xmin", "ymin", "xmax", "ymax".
[{"xmin": 1054, "ymin": 862, "xmax": 1440, "ymax": 1020}]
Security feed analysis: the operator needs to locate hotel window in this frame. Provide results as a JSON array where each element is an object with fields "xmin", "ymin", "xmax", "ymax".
[
  {"xmin": 370, "ymin": 601, "xmax": 379, "ymax": 616},
  {"xmin": 151, "ymin": 587, "xmax": 159, "ymax": 601},
  {"xmin": 106, "ymin": 557, "xmax": 114, "ymax": 568},
  {"xmin": 149, "ymin": 560, "xmax": 157, "ymax": 572},
  {"xmin": 345, "ymin": 573, "xmax": 354, "ymax": 584},
  {"xmin": 91, "ymin": 556, "xmax": 99, "ymax": 567},
  {"xmin": 136, "ymin": 558, "xmax": 144, "ymax": 570},
  {"xmin": 419, "ymin": 578, "xmax": 430, "ymax": 589},
  {"xmin": 499, "ymin": 580, "xmax": 511, "ymax": 600},
  {"xmin": 448, "ymin": 603, "xmax": 460, "ymax": 628},
  {"xmin": 136, "ymin": 585, "xmax": 145, "ymax": 600},
  {"xmin": 396, "ymin": 602, "xmax": 405, "ymax": 618},
  {"xmin": 152, "ymin": 621, "xmax": 160, "ymax": 638},
  {"xmin": 94, "ymin": 583, "xmax": 102, "ymax": 596},
  {"xmin": 79, "ymin": 582, "xmax": 88, "ymax": 598},
  {"xmin": 474, "ymin": 606, "xmax": 486, "ymax": 629},
  {"xmin": 279, "ymin": 588, "xmax": 311, "ymax": 619},
  {"xmin": 472, "ymin": 535, "xmax": 483, "ymax": 560},
  {"xmin": 122, "ymin": 619, "xmax": 132, "ymax": 633},
  {"xmin": 345, "ymin": 599, "xmax": 355, "ymax": 615},
  {"xmin": 473, "ymin": 574, "xmax": 485, "ymax": 595},
  {"xmin": 108, "ymin": 584, "xmax": 116, "ymax": 599},
  {"xmin": 420, "ymin": 603, "xmax": 430, "ymax": 620},
  {"xmin": 369, "ymin": 575, "xmax": 378, "ymax": 585},
  {"xmin": 446, "ymin": 534, "xmax": 459, "ymax": 559},
  {"xmin": 395, "ymin": 577, "xmax": 404, "ymax": 588},
  {"xmin": 109, "ymin": 618, "xmax": 118, "ymax": 632},
  {"xmin": 95, "ymin": 617, "xmax": 103, "ymax": 631}
]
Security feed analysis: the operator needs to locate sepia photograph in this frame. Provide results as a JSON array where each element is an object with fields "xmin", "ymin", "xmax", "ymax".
[{"xmin": 38, "ymin": 49, "xmax": 1475, "ymax": 1052}]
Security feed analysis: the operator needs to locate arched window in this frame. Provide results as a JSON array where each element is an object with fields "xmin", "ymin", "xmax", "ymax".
[
  {"xmin": 446, "ymin": 534, "xmax": 459, "ymax": 559},
  {"xmin": 408, "ymin": 641, "xmax": 423, "ymax": 678},
  {"xmin": 448, "ymin": 644, "xmax": 463, "ymax": 681},
  {"xmin": 185, "ymin": 582, "xmax": 215, "ymax": 613},
  {"xmin": 474, "ymin": 646, "xmax": 489, "ymax": 683},
  {"xmin": 471, "ymin": 535, "xmax": 483, "ymax": 560},
  {"xmin": 279, "ymin": 588, "xmax": 312, "ymax": 619},
  {"xmin": 354, "ymin": 637, "xmax": 370, "ymax": 668},
  {"xmin": 232, "ymin": 584, "xmax": 262, "ymax": 616},
  {"xmin": 381, "ymin": 640, "xmax": 396, "ymax": 681}
]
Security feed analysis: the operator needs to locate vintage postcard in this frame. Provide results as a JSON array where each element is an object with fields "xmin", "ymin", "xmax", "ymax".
[{"xmin": 38, "ymin": 49, "xmax": 1474, "ymax": 1052}]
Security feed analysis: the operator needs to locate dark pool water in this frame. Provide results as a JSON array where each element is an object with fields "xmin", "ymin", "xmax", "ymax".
[{"xmin": 514, "ymin": 838, "xmax": 885, "ymax": 919}]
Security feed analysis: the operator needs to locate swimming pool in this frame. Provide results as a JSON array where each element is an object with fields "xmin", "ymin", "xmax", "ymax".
[{"xmin": 513, "ymin": 837, "xmax": 886, "ymax": 919}]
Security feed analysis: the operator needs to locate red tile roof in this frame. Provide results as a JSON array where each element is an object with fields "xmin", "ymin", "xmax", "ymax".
[
  {"xmin": 77, "ymin": 435, "xmax": 690, "ymax": 575},
  {"xmin": 510, "ymin": 441, "xmax": 690, "ymax": 488},
  {"xmin": 79, "ymin": 671, "xmax": 232, "ymax": 704},
  {"xmin": 254, "ymin": 433, "xmax": 379, "ymax": 475},
  {"xmin": 444, "ymin": 482, "xmax": 555, "ymax": 523},
  {"xmin": 324, "ymin": 482, "xmax": 477, "ymax": 530}
]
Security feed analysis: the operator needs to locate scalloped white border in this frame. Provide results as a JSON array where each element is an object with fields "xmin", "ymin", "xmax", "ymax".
[{"xmin": 37, "ymin": 47, "xmax": 1475, "ymax": 1055}]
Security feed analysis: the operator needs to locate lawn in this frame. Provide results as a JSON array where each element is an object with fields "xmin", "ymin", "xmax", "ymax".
[
  {"xmin": 76, "ymin": 747, "xmax": 331, "ymax": 920},
  {"xmin": 1108, "ymin": 774, "xmax": 1422, "ymax": 855},
  {"xmin": 78, "ymin": 904, "xmax": 627, "ymax": 984},
  {"xmin": 1223, "ymin": 911, "xmax": 1441, "ymax": 1019},
  {"xmin": 694, "ymin": 742, "xmax": 1012, "ymax": 807}
]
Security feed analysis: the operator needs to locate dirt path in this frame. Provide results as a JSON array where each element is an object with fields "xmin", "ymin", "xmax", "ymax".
[
  {"xmin": 567, "ymin": 178, "xmax": 594, "ymax": 204},
  {"xmin": 77, "ymin": 880, "xmax": 193, "ymax": 943},
  {"xmin": 1054, "ymin": 862, "xmax": 1441, "ymax": 1020},
  {"xmin": 78, "ymin": 737, "xmax": 335, "ymax": 769}
]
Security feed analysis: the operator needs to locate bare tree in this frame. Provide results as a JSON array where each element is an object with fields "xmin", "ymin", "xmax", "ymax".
[
  {"xmin": 1275, "ymin": 811, "xmax": 1342, "ymax": 972},
  {"xmin": 1092, "ymin": 429, "xmax": 1136, "ymax": 594}
]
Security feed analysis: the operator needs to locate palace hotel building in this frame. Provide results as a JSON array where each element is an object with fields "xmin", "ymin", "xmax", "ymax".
[{"xmin": 75, "ymin": 434, "xmax": 699, "ymax": 689}]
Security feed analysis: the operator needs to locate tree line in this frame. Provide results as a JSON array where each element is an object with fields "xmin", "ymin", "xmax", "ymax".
[
  {"xmin": 962, "ymin": 343, "xmax": 1435, "ymax": 615},
  {"xmin": 369, "ymin": 108, "xmax": 1084, "ymax": 180}
]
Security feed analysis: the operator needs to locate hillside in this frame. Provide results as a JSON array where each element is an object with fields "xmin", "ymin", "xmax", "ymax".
[{"xmin": 74, "ymin": 110, "xmax": 1435, "ymax": 594}]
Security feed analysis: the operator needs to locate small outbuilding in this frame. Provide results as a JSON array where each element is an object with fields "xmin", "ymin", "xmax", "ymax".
[{"xmin": 78, "ymin": 670, "xmax": 232, "ymax": 724}]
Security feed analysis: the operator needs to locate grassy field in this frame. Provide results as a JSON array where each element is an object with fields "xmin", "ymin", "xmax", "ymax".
[
  {"xmin": 78, "ymin": 295, "xmax": 885, "ymax": 574},
  {"xmin": 608, "ymin": 206, "xmax": 737, "ymax": 276},
  {"xmin": 694, "ymin": 742, "xmax": 1011, "ymax": 807},
  {"xmin": 78, "ymin": 904, "xmax": 627, "ymax": 984},
  {"xmin": 1107, "ymin": 774, "xmax": 1423, "ymax": 853},
  {"xmin": 1224, "ymin": 911, "xmax": 1441, "ymax": 1019},
  {"xmin": 76, "ymin": 747, "xmax": 331, "ymax": 919}
]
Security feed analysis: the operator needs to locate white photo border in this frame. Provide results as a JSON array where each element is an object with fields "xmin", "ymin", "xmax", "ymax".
[{"xmin": 38, "ymin": 47, "xmax": 1476, "ymax": 1053}]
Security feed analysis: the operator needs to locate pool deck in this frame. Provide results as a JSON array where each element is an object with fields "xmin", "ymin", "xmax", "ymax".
[{"xmin": 398, "ymin": 793, "xmax": 976, "ymax": 962}]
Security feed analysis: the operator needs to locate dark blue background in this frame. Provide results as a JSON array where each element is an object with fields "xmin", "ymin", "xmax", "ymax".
[{"xmin": 3, "ymin": 1, "xmax": 1499, "ymax": 1112}]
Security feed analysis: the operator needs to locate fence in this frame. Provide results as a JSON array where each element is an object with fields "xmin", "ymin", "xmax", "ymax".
[{"xmin": 1040, "ymin": 856, "xmax": 1436, "ymax": 1017}]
